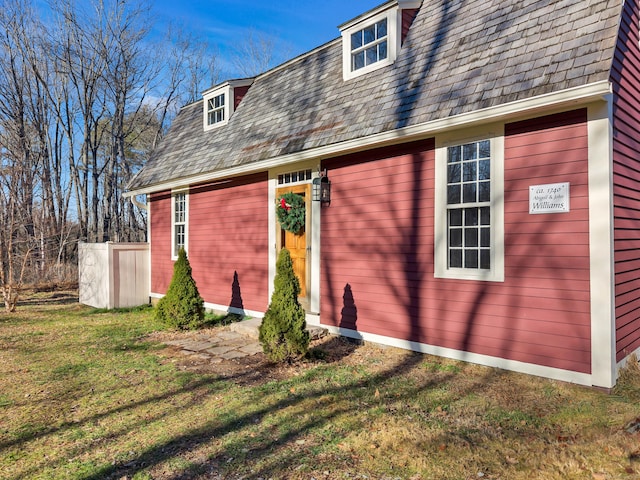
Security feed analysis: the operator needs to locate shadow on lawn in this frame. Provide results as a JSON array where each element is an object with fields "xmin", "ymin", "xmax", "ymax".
[
  {"xmin": 75, "ymin": 354, "xmax": 502, "ymax": 480},
  {"xmin": 84, "ymin": 354, "xmax": 425, "ymax": 480},
  {"xmin": 0, "ymin": 375, "xmax": 225, "ymax": 454}
]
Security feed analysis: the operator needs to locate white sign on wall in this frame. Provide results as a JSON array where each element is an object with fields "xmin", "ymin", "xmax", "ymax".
[{"xmin": 529, "ymin": 182, "xmax": 570, "ymax": 214}]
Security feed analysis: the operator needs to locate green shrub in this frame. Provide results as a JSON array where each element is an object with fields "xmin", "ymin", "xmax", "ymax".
[
  {"xmin": 155, "ymin": 248, "xmax": 204, "ymax": 330},
  {"xmin": 259, "ymin": 248, "xmax": 309, "ymax": 362}
]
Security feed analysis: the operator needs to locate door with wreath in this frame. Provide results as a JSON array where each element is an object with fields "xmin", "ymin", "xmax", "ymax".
[{"xmin": 276, "ymin": 184, "xmax": 310, "ymax": 301}]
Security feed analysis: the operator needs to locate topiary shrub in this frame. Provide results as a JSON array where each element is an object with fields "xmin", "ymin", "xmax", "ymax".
[
  {"xmin": 155, "ymin": 248, "xmax": 204, "ymax": 330},
  {"xmin": 259, "ymin": 248, "xmax": 309, "ymax": 362}
]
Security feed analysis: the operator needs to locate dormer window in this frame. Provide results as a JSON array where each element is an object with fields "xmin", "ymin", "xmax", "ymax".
[
  {"xmin": 202, "ymin": 78, "xmax": 253, "ymax": 131},
  {"xmin": 207, "ymin": 92, "xmax": 225, "ymax": 126},
  {"xmin": 340, "ymin": 0, "xmax": 421, "ymax": 81}
]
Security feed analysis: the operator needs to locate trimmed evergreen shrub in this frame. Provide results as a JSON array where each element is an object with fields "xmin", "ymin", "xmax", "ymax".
[
  {"xmin": 259, "ymin": 248, "xmax": 309, "ymax": 362},
  {"xmin": 155, "ymin": 248, "xmax": 205, "ymax": 330}
]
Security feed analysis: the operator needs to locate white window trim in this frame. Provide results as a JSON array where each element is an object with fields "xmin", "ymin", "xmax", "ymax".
[
  {"xmin": 341, "ymin": 6, "xmax": 399, "ymax": 81},
  {"xmin": 207, "ymin": 92, "xmax": 226, "ymax": 126},
  {"xmin": 171, "ymin": 188, "xmax": 189, "ymax": 260},
  {"xmin": 434, "ymin": 124, "xmax": 505, "ymax": 282},
  {"xmin": 203, "ymin": 87, "xmax": 230, "ymax": 130}
]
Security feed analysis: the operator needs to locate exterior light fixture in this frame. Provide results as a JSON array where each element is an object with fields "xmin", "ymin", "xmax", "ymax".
[{"xmin": 312, "ymin": 170, "xmax": 331, "ymax": 205}]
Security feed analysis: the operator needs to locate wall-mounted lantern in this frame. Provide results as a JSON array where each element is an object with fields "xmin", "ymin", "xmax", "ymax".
[{"xmin": 312, "ymin": 170, "xmax": 331, "ymax": 205}]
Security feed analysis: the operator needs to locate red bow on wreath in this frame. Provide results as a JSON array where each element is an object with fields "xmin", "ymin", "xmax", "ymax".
[{"xmin": 280, "ymin": 197, "xmax": 291, "ymax": 211}]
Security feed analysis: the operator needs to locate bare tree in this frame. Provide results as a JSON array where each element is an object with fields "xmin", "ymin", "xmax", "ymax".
[
  {"xmin": 99, "ymin": 0, "xmax": 153, "ymax": 241},
  {"xmin": 0, "ymin": 0, "xmax": 221, "ymax": 305},
  {"xmin": 163, "ymin": 25, "xmax": 219, "ymax": 106},
  {"xmin": 0, "ymin": 0, "xmax": 43, "ymax": 309},
  {"xmin": 231, "ymin": 29, "xmax": 285, "ymax": 77}
]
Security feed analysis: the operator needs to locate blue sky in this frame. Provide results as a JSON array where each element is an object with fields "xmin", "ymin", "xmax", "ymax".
[{"xmin": 151, "ymin": 0, "xmax": 383, "ymax": 78}]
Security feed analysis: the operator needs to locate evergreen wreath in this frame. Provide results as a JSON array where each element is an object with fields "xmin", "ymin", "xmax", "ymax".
[{"xmin": 276, "ymin": 192, "xmax": 305, "ymax": 233}]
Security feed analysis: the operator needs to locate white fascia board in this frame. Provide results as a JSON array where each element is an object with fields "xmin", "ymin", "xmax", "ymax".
[
  {"xmin": 398, "ymin": 0, "xmax": 422, "ymax": 8},
  {"xmin": 338, "ymin": 1, "xmax": 397, "ymax": 30},
  {"xmin": 201, "ymin": 78, "xmax": 254, "ymax": 97},
  {"xmin": 124, "ymin": 80, "xmax": 612, "ymax": 198}
]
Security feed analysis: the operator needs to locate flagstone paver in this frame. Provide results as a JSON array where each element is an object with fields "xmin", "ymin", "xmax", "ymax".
[
  {"xmin": 181, "ymin": 340, "xmax": 217, "ymax": 352},
  {"xmin": 165, "ymin": 320, "xmax": 328, "ymax": 362},
  {"xmin": 215, "ymin": 331, "xmax": 246, "ymax": 342},
  {"xmin": 219, "ymin": 350, "xmax": 250, "ymax": 360},
  {"xmin": 205, "ymin": 345, "xmax": 236, "ymax": 356},
  {"xmin": 237, "ymin": 343, "xmax": 264, "ymax": 355}
]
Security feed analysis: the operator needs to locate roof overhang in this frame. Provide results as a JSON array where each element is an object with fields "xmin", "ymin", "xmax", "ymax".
[
  {"xmin": 201, "ymin": 77, "xmax": 254, "ymax": 97},
  {"xmin": 124, "ymin": 80, "xmax": 612, "ymax": 198}
]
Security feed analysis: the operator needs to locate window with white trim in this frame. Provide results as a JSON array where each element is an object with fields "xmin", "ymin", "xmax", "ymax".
[
  {"xmin": 350, "ymin": 17, "xmax": 388, "ymax": 72},
  {"xmin": 278, "ymin": 169, "xmax": 312, "ymax": 185},
  {"xmin": 447, "ymin": 141, "xmax": 491, "ymax": 270},
  {"xmin": 207, "ymin": 92, "xmax": 225, "ymax": 126},
  {"xmin": 341, "ymin": 7, "xmax": 398, "ymax": 81},
  {"xmin": 172, "ymin": 191, "xmax": 188, "ymax": 259},
  {"xmin": 435, "ymin": 129, "xmax": 504, "ymax": 282}
]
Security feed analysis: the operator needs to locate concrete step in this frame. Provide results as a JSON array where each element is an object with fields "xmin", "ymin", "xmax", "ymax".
[{"xmin": 229, "ymin": 317, "xmax": 328, "ymax": 341}]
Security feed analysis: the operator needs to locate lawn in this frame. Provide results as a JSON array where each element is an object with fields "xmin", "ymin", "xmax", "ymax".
[{"xmin": 1, "ymin": 293, "xmax": 640, "ymax": 480}]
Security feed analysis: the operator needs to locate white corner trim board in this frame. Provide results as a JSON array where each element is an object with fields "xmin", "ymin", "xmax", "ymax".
[{"xmin": 587, "ymin": 99, "xmax": 616, "ymax": 389}]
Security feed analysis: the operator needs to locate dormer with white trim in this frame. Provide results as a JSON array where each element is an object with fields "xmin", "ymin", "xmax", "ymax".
[
  {"xmin": 340, "ymin": 0, "xmax": 421, "ymax": 81},
  {"xmin": 202, "ymin": 78, "xmax": 254, "ymax": 131}
]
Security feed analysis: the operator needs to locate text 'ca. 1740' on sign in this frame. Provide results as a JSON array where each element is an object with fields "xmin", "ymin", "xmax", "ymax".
[{"xmin": 529, "ymin": 182, "xmax": 570, "ymax": 214}]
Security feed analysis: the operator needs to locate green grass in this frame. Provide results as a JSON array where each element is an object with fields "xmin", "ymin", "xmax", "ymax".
[{"xmin": 1, "ymin": 296, "xmax": 640, "ymax": 479}]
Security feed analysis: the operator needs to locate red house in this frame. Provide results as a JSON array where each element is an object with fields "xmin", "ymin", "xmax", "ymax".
[{"xmin": 125, "ymin": 0, "xmax": 640, "ymax": 389}]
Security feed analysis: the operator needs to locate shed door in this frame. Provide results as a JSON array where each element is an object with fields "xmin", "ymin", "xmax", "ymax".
[{"xmin": 276, "ymin": 184, "xmax": 309, "ymax": 299}]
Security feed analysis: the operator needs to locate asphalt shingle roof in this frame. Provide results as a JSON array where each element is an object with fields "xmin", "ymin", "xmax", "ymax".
[{"xmin": 127, "ymin": 0, "xmax": 622, "ymax": 192}]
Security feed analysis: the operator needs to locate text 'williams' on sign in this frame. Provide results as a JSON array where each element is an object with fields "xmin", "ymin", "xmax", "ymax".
[{"xmin": 529, "ymin": 182, "xmax": 570, "ymax": 214}]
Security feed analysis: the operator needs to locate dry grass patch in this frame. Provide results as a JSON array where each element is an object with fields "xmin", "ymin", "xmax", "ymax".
[{"xmin": 1, "ymin": 295, "xmax": 640, "ymax": 479}]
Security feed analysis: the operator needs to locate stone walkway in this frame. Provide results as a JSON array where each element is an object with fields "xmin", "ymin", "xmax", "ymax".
[{"xmin": 161, "ymin": 318, "xmax": 327, "ymax": 363}]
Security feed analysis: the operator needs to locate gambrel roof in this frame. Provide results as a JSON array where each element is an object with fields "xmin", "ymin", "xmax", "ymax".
[{"xmin": 126, "ymin": 0, "xmax": 622, "ymax": 194}]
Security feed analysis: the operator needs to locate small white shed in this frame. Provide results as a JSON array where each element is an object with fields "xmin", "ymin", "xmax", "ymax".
[{"xmin": 79, "ymin": 242, "xmax": 150, "ymax": 309}]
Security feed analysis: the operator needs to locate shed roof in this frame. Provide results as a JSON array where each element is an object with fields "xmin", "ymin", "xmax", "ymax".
[{"xmin": 127, "ymin": 0, "xmax": 622, "ymax": 194}]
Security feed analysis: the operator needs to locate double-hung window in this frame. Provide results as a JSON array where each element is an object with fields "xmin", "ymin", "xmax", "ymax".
[
  {"xmin": 207, "ymin": 93, "xmax": 225, "ymax": 126},
  {"xmin": 340, "ymin": 7, "xmax": 398, "ymax": 81},
  {"xmin": 172, "ymin": 191, "xmax": 188, "ymax": 259},
  {"xmin": 350, "ymin": 17, "xmax": 388, "ymax": 72},
  {"xmin": 447, "ymin": 141, "xmax": 491, "ymax": 270},
  {"xmin": 435, "ymin": 129, "xmax": 504, "ymax": 282}
]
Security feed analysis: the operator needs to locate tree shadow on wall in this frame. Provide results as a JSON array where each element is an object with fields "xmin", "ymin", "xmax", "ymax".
[
  {"xmin": 220, "ymin": 270, "xmax": 245, "ymax": 324},
  {"xmin": 228, "ymin": 270, "xmax": 245, "ymax": 315},
  {"xmin": 204, "ymin": 271, "xmax": 246, "ymax": 327},
  {"xmin": 339, "ymin": 283, "xmax": 357, "ymax": 329},
  {"xmin": 308, "ymin": 284, "xmax": 361, "ymax": 362}
]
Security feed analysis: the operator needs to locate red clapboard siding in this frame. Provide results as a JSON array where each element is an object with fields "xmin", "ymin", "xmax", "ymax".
[
  {"xmin": 612, "ymin": 0, "xmax": 640, "ymax": 361},
  {"xmin": 320, "ymin": 110, "xmax": 591, "ymax": 373},
  {"xmin": 187, "ymin": 173, "xmax": 269, "ymax": 312},
  {"xmin": 149, "ymin": 191, "xmax": 173, "ymax": 295},
  {"xmin": 503, "ymin": 110, "xmax": 591, "ymax": 372}
]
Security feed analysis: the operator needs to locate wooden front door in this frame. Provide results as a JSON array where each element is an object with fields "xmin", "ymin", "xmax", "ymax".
[{"xmin": 277, "ymin": 184, "xmax": 309, "ymax": 299}]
